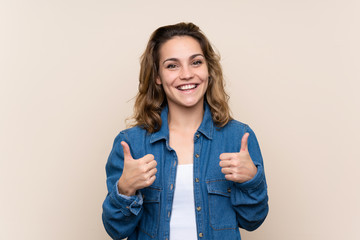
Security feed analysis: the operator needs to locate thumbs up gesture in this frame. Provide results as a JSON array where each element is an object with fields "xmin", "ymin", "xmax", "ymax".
[
  {"xmin": 117, "ymin": 141, "xmax": 158, "ymax": 196},
  {"xmin": 219, "ymin": 133, "xmax": 257, "ymax": 183}
]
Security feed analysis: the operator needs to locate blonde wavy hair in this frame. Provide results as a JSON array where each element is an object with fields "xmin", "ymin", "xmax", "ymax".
[{"xmin": 130, "ymin": 22, "xmax": 232, "ymax": 133}]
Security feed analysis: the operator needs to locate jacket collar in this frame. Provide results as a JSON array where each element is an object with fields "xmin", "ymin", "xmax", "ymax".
[{"xmin": 149, "ymin": 101, "xmax": 214, "ymax": 144}]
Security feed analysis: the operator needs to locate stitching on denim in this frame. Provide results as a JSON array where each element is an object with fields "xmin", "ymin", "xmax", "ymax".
[
  {"xmin": 138, "ymin": 200, "xmax": 160, "ymax": 239},
  {"xmin": 206, "ymin": 180, "xmax": 237, "ymax": 230},
  {"xmin": 142, "ymin": 186, "xmax": 162, "ymax": 202},
  {"xmin": 138, "ymin": 187, "xmax": 161, "ymax": 238},
  {"xmin": 208, "ymin": 194, "xmax": 237, "ymax": 231},
  {"xmin": 206, "ymin": 180, "xmax": 231, "ymax": 196}
]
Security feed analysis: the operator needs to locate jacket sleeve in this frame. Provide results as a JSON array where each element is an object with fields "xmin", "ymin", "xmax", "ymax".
[
  {"xmin": 102, "ymin": 132, "xmax": 143, "ymax": 239},
  {"xmin": 231, "ymin": 125, "xmax": 269, "ymax": 231}
]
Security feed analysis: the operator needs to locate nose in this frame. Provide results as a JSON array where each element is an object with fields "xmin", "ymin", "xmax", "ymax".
[{"xmin": 179, "ymin": 65, "xmax": 194, "ymax": 80}]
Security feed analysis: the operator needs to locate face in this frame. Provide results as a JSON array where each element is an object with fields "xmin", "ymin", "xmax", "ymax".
[{"xmin": 156, "ymin": 36, "xmax": 209, "ymax": 111}]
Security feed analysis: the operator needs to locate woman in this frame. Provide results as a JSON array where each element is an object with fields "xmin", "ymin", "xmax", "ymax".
[{"xmin": 102, "ymin": 22, "xmax": 268, "ymax": 240}]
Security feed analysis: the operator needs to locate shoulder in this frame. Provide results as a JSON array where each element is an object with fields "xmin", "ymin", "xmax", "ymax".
[
  {"xmin": 115, "ymin": 125, "xmax": 149, "ymax": 143},
  {"xmin": 216, "ymin": 119, "xmax": 258, "ymax": 142},
  {"xmin": 110, "ymin": 125, "xmax": 149, "ymax": 147},
  {"xmin": 221, "ymin": 119, "xmax": 252, "ymax": 133},
  {"xmin": 111, "ymin": 125, "xmax": 151, "ymax": 158}
]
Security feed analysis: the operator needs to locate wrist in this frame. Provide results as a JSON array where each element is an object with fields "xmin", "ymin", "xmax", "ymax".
[{"xmin": 117, "ymin": 178, "xmax": 136, "ymax": 196}]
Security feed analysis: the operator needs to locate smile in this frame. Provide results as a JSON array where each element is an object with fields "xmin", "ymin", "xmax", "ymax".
[{"xmin": 176, "ymin": 84, "xmax": 198, "ymax": 91}]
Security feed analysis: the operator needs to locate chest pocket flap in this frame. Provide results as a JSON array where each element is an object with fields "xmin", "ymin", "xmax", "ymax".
[
  {"xmin": 141, "ymin": 186, "xmax": 161, "ymax": 203},
  {"xmin": 206, "ymin": 179, "xmax": 232, "ymax": 197}
]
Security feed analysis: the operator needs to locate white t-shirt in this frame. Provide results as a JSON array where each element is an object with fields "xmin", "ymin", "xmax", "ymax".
[{"xmin": 169, "ymin": 164, "xmax": 197, "ymax": 240}]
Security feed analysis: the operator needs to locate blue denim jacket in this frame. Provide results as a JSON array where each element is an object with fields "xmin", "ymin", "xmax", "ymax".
[{"xmin": 102, "ymin": 103, "xmax": 268, "ymax": 240}]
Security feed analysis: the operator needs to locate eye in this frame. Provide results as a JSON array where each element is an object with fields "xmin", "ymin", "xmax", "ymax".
[
  {"xmin": 166, "ymin": 63, "xmax": 177, "ymax": 69},
  {"xmin": 192, "ymin": 60, "xmax": 203, "ymax": 66}
]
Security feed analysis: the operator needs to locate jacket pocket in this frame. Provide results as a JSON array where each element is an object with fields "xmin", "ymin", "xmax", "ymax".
[
  {"xmin": 138, "ymin": 186, "xmax": 162, "ymax": 238},
  {"xmin": 206, "ymin": 179, "xmax": 237, "ymax": 230}
]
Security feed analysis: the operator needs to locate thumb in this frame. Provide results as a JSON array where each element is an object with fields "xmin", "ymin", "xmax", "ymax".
[
  {"xmin": 121, "ymin": 141, "xmax": 133, "ymax": 161},
  {"xmin": 240, "ymin": 132, "xmax": 249, "ymax": 152}
]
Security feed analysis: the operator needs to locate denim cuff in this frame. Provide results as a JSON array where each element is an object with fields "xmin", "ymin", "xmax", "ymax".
[{"xmin": 109, "ymin": 180, "xmax": 143, "ymax": 216}]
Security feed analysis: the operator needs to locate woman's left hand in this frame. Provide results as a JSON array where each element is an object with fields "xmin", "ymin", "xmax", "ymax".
[{"xmin": 219, "ymin": 133, "xmax": 257, "ymax": 183}]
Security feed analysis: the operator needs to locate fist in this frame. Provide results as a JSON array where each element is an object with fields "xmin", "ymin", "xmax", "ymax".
[
  {"xmin": 117, "ymin": 141, "xmax": 157, "ymax": 196},
  {"xmin": 219, "ymin": 133, "xmax": 257, "ymax": 183}
]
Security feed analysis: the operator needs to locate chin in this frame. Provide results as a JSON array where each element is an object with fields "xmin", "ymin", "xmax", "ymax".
[{"xmin": 180, "ymin": 99, "xmax": 204, "ymax": 109}]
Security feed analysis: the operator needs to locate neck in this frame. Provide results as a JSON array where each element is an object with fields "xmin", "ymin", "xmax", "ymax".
[{"xmin": 167, "ymin": 101, "xmax": 204, "ymax": 132}]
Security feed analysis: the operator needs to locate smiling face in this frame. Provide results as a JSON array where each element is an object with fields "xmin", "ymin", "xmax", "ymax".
[{"xmin": 156, "ymin": 36, "xmax": 209, "ymax": 111}]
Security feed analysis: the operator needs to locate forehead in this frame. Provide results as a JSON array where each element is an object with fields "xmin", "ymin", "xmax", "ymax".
[{"xmin": 158, "ymin": 36, "xmax": 203, "ymax": 60}]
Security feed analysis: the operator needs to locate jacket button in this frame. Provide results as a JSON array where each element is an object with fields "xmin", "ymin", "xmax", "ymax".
[
  {"xmin": 195, "ymin": 178, "xmax": 199, "ymax": 182},
  {"xmin": 196, "ymin": 134, "xmax": 200, "ymax": 138},
  {"xmin": 199, "ymin": 233, "xmax": 203, "ymax": 237},
  {"xmin": 170, "ymin": 184, "xmax": 173, "ymax": 190},
  {"xmin": 197, "ymin": 206, "xmax": 201, "ymax": 211},
  {"xmin": 195, "ymin": 154, "xmax": 199, "ymax": 158},
  {"xmin": 227, "ymin": 188, "xmax": 231, "ymax": 193}
]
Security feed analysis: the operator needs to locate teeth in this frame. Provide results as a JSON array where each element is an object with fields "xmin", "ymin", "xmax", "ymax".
[{"xmin": 178, "ymin": 84, "xmax": 197, "ymax": 90}]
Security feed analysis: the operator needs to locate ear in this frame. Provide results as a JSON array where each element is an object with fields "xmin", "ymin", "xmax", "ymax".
[{"xmin": 156, "ymin": 75, "xmax": 162, "ymax": 85}]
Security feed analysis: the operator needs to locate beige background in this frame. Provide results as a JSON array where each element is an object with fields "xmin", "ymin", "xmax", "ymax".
[{"xmin": 1, "ymin": 0, "xmax": 359, "ymax": 239}]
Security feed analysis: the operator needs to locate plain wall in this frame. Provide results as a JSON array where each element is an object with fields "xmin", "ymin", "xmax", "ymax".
[{"xmin": 1, "ymin": 0, "xmax": 359, "ymax": 239}]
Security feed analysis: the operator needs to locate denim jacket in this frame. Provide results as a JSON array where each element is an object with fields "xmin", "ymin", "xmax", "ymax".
[{"xmin": 102, "ymin": 103, "xmax": 269, "ymax": 240}]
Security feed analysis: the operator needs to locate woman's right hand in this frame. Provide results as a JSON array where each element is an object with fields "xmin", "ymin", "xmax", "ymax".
[{"xmin": 117, "ymin": 141, "xmax": 157, "ymax": 196}]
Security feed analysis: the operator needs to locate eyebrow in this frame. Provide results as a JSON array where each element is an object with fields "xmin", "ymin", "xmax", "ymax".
[{"xmin": 162, "ymin": 54, "xmax": 205, "ymax": 65}]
